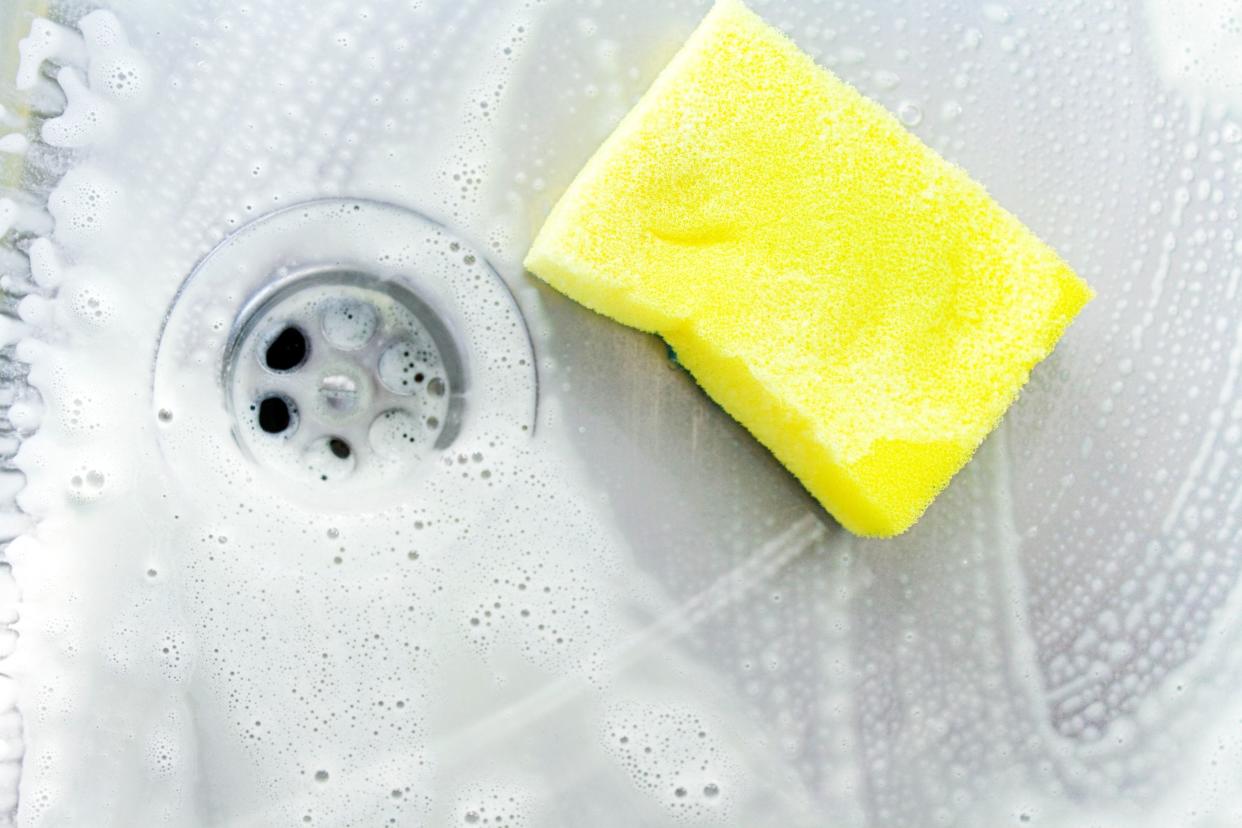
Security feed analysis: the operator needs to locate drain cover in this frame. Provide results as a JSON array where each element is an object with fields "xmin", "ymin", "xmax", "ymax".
[
  {"xmin": 153, "ymin": 199, "xmax": 536, "ymax": 507},
  {"xmin": 226, "ymin": 269, "xmax": 464, "ymax": 485}
]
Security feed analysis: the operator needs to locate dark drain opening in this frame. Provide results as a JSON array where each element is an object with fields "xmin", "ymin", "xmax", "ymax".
[
  {"xmin": 328, "ymin": 437, "xmax": 351, "ymax": 459},
  {"xmin": 265, "ymin": 326, "xmax": 308, "ymax": 371},
  {"xmin": 258, "ymin": 396, "xmax": 293, "ymax": 433}
]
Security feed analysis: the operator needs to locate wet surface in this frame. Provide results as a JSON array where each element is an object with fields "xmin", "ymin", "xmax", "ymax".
[{"xmin": 0, "ymin": 0, "xmax": 1240, "ymax": 825}]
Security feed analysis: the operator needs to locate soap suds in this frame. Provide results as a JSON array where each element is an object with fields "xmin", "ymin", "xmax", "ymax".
[
  {"xmin": 1146, "ymin": 0, "xmax": 1242, "ymax": 108},
  {"xmin": 0, "ymin": 0, "xmax": 1240, "ymax": 826}
]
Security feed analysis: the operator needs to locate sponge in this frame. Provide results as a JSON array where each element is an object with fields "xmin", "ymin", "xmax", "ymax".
[{"xmin": 525, "ymin": 0, "xmax": 1093, "ymax": 537}]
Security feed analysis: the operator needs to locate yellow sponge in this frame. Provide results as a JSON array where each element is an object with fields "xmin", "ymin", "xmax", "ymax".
[{"xmin": 525, "ymin": 0, "xmax": 1093, "ymax": 537}]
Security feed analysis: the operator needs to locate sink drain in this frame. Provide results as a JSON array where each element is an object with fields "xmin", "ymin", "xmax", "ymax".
[
  {"xmin": 153, "ymin": 199, "xmax": 536, "ymax": 507},
  {"xmin": 225, "ymin": 268, "xmax": 465, "ymax": 485}
]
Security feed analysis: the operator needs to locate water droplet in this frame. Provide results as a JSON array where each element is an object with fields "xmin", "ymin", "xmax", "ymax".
[
  {"xmin": 940, "ymin": 100, "xmax": 963, "ymax": 122},
  {"xmin": 982, "ymin": 4, "xmax": 1012, "ymax": 24},
  {"xmin": 874, "ymin": 70, "xmax": 900, "ymax": 90}
]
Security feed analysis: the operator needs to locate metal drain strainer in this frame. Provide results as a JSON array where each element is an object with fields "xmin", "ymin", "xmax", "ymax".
[
  {"xmin": 226, "ymin": 269, "xmax": 464, "ymax": 486},
  {"xmin": 152, "ymin": 199, "xmax": 536, "ymax": 507}
]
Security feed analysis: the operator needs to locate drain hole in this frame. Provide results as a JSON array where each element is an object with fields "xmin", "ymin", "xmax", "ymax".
[
  {"xmin": 258, "ymin": 396, "xmax": 294, "ymax": 434},
  {"xmin": 265, "ymin": 326, "xmax": 308, "ymax": 372},
  {"xmin": 303, "ymin": 435, "xmax": 356, "ymax": 482}
]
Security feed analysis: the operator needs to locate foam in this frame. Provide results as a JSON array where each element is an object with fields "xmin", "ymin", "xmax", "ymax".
[
  {"xmin": 15, "ymin": 19, "xmax": 85, "ymax": 93},
  {"xmin": 3, "ymin": 7, "xmax": 806, "ymax": 824},
  {"xmin": 0, "ymin": 199, "xmax": 52, "ymax": 238},
  {"xmin": 0, "ymin": 136, "xmax": 28, "ymax": 155},
  {"xmin": 1, "ymin": 1, "xmax": 1241, "ymax": 826},
  {"xmin": 40, "ymin": 68, "xmax": 116, "ymax": 148},
  {"xmin": 1146, "ymin": 0, "xmax": 1242, "ymax": 108}
]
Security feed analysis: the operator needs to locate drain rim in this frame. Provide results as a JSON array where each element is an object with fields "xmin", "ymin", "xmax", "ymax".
[{"xmin": 151, "ymin": 198, "xmax": 537, "ymax": 509}]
